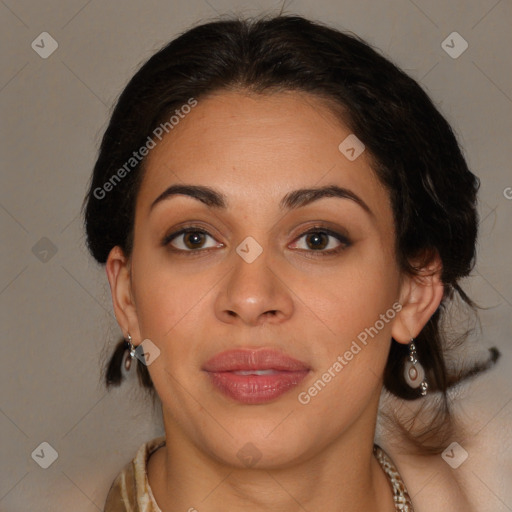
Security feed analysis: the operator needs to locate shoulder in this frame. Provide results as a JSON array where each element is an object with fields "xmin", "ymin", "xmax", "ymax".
[
  {"xmin": 104, "ymin": 459, "xmax": 137, "ymax": 512},
  {"xmin": 448, "ymin": 358, "xmax": 512, "ymax": 511},
  {"xmin": 385, "ymin": 448, "xmax": 474, "ymax": 512},
  {"xmin": 377, "ymin": 358, "xmax": 512, "ymax": 512},
  {"xmin": 103, "ymin": 436, "xmax": 166, "ymax": 512}
]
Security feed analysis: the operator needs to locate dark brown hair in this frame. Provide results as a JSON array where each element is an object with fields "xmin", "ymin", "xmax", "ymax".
[{"xmin": 82, "ymin": 13, "xmax": 500, "ymax": 453}]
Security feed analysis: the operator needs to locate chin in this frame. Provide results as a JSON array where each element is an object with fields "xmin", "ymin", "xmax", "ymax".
[{"xmin": 196, "ymin": 413, "xmax": 325, "ymax": 470}]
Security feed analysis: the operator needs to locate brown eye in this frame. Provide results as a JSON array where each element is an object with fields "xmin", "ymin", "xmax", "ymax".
[
  {"xmin": 182, "ymin": 231, "xmax": 207, "ymax": 249},
  {"xmin": 305, "ymin": 232, "xmax": 329, "ymax": 250},
  {"xmin": 162, "ymin": 227, "xmax": 222, "ymax": 253},
  {"xmin": 289, "ymin": 227, "xmax": 351, "ymax": 256}
]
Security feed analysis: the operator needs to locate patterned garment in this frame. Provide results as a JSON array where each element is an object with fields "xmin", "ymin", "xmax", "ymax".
[
  {"xmin": 374, "ymin": 444, "xmax": 415, "ymax": 511},
  {"xmin": 104, "ymin": 436, "xmax": 166, "ymax": 512},
  {"xmin": 104, "ymin": 436, "xmax": 414, "ymax": 511}
]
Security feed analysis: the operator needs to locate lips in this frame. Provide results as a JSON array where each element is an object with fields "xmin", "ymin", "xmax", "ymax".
[
  {"xmin": 203, "ymin": 348, "xmax": 310, "ymax": 372},
  {"xmin": 203, "ymin": 348, "xmax": 310, "ymax": 404}
]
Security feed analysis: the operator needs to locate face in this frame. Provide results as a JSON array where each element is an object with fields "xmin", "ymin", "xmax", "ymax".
[{"xmin": 111, "ymin": 90, "xmax": 410, "ymax": 468}]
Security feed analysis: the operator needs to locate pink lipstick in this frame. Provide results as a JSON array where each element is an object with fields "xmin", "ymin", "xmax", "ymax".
[{"xmin": 203, "ymin": 348, "xmax": 310, "ymax": 404}]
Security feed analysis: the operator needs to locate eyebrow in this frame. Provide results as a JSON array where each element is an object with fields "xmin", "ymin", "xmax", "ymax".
[{"xmin": 149, "ymin": 183, "xmax": 373, "ymax": 216}]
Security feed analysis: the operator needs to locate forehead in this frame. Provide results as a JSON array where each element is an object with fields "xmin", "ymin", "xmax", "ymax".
[{"xmin": 136, "ymin": 90, "xmax": 391, "ymax": 221}]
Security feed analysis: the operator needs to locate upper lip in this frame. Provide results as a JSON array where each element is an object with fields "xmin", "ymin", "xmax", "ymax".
[{"xmin": 202, "ymin": 348, "xmax": 310, "ymax": 372}]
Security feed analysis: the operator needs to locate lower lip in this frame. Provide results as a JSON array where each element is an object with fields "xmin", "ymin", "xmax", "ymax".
[{"xmin": 205, "ymin": 370, "xmax": 309, "ymax": 404}]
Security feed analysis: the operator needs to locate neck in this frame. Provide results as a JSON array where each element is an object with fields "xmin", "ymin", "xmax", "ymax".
[{"xmin": 149, "ymin": 402, "xmax": 395, "ymax": 511}]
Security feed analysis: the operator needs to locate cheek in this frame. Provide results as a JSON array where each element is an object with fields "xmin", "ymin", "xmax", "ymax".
[
  {"xmin": 130, "ymin": 244, "xmax": 215, "ymax": 343},
  {"xmin": 295, "ymin": 250, "xmax": 399, "ymax": 410},
  {"xmin": 299, "ymin": 248, "xmax": 400, "ymax": 345},
  {"xmin": 296, "ymin": 271, "xmax": 397, "ymax": 420}
]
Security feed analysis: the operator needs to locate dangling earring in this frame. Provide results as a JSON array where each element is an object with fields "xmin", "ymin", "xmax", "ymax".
[
  {"xmin": 124, "ymin": 334, "xmax": 136, "ymax": 371},
  {"xmin": 404, "ymin": 338, "xmax": 428, "ymax": 396}
]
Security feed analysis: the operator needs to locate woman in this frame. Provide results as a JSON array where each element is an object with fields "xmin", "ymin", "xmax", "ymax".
[{"xmin": 83, "ymin": 14, "xmax": 501, "ymax": 512}]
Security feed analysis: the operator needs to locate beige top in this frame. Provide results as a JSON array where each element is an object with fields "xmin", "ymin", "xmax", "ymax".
[
  {"xmin": 103, "ymin": 436, "xmax": 414, "ymax": 511},
  {"xmin": 104, "ymin": 436, "xmax": 166, "ymax": 512}
]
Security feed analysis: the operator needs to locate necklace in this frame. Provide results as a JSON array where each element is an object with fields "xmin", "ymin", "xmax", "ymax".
[{"xmin": 373, "ymin": 444, "xmax": 414, "ymax": 511}]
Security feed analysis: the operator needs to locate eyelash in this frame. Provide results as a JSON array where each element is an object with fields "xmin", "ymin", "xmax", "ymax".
[{"xmin": 161, "ymin": 224, "xmax": 352, "ymax": 257}]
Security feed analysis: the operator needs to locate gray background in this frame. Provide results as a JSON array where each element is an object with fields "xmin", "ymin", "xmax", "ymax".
[{"xmin": 1, "ymin": 0, "xmax": 511, "ymax": 511}]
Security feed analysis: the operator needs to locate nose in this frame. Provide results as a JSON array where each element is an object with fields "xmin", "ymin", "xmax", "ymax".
[{"xmin": 214, "ymin": 247, "xmax": 294, "ymax": 327}]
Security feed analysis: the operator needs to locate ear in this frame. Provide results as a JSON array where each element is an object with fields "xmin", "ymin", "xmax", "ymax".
[
  {"xmin": 105, "ymin": 246, "xmax": 142, "ymax": 342},
  {"xmin": 391, "ymin": 250, "xmax": 444, "ymax": 344}
]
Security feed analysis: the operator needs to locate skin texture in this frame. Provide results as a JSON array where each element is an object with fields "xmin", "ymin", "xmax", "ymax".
[{"xmin": 106, "ymin": 90, "xmax": 444, "ymax": 511}]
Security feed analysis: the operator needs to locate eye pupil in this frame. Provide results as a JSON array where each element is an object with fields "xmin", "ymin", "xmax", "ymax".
[
  {"xmin": 184, "ymin": 232, "xmax": 205, "ymax": 249},
  {"xmin": 307, "ymin": 232, "xmax": 328, "ymax": 250}
]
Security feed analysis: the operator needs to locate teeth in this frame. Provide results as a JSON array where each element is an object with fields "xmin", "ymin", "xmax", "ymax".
[{"xmin": 232, "ymin": 369, "xmax": 279, "ymax": 376}]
